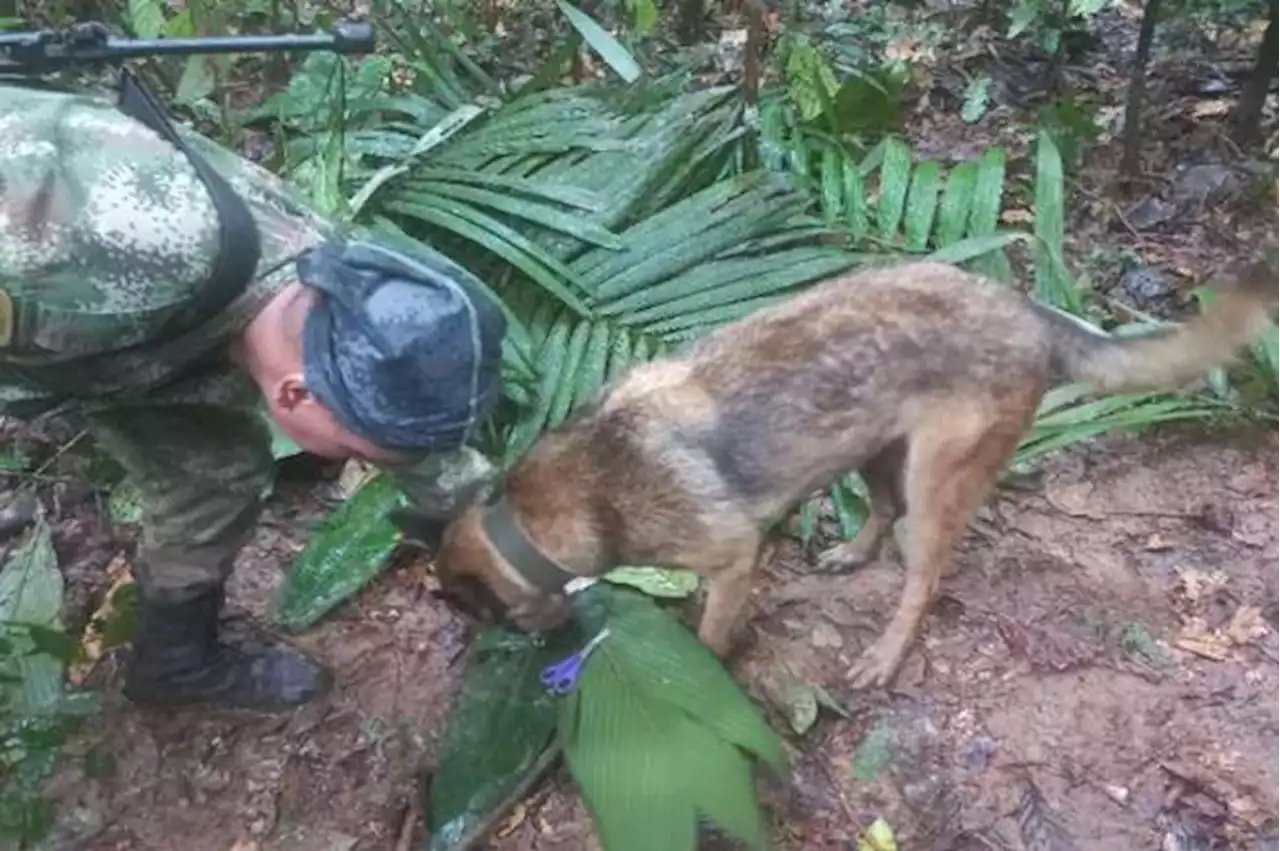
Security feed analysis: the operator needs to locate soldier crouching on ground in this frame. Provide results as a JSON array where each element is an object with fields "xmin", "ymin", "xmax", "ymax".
[{"xmin": 0, "ymin": 79, "xmax": 506, "ymax": 712}]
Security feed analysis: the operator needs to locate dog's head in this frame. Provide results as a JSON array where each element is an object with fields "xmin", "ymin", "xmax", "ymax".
[{"xmin": 432, "ymin": 501, "xmax": 575, "ymax": 634}]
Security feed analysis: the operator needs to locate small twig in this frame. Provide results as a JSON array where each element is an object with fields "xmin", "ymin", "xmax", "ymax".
[
  {"xmin": 814, "ymin": 754, "xmax": 869, "ymax": 842},
  {"xmin": 394, "ymin": 797, "xmax": 419, "ymax": 851},
  {"xmin": 29, "ymin": 428, "xmax": 89, "ymax": 480},
  {"xmin": 1071, "ymin": 183, "xmax": 1154, "ymax": 246},
  {"xmin": 1043, "ymin": 493, "xmax": 1204, "ymax": 521}
]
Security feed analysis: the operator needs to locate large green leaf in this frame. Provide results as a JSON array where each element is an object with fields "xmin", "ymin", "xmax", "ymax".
[
  {"xmin": 556, "ymin": 0, "xmax": 644, "ymax": 83},
  {"xmin": 425, "ymin": 621, "xmax": 598, "ymax": 851},
  {"xmin": 559, "ymin": 586, "xmax": 784, "ymax": 851},
  {"xmin": 0, "ymin": 517, "xmax": 97, "ymax": 847},
  {"xmin": 0, "ymin": 519, "xmax": 65, "ymax": 716},
  {"xmin": 273, "ymin": 474, "xmax": 407, "ymax": 632}
]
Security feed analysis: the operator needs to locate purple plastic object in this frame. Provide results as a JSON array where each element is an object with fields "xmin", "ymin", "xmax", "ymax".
[{"xmin": 540, "ymin": 628, "xmax": 611, "ymax": 695}]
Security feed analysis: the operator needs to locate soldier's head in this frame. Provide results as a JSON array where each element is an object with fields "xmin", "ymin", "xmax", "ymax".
[{"xmin": 238, "ymin": 238, "xmax": 506, "ymax": 464}]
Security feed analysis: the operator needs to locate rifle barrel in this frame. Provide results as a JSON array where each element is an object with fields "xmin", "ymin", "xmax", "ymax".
[{"xmin": 0, "ymin": 21, "xmax": 375, "ymax": 67}]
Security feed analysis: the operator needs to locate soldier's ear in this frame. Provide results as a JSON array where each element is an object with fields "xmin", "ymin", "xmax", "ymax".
[{"xmin": 276, "ymin": 374, "xmax": 313, "ymax": 411}]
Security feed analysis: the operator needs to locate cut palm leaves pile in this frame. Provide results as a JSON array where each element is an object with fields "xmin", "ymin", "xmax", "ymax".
[
  {"xmin": 271, "ymin": 71, "xmax": 1242, "ymax": 634},
  {"xmin": 423, "ymin": 583, "xmax": 787, "ymax": 851},
  {"xmin": 274, "ymin": 80, "xmax": 871, "ymax": 626}
]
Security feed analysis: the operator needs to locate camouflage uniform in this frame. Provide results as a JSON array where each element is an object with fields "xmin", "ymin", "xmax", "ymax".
[{"xmin": 0, "ymin": 82, "xmax": 496, "ymax": 606}]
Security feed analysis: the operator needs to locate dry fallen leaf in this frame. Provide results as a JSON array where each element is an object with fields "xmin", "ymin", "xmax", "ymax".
[
  {"xmin": 1174, "ymin": 605, "xmax": 1269, "ymax": 662},
  {"xmin": 495, "ymin": 800, "xmax": 527, "ymax": 839},
  {"xmin": 1191, "ymin": 99, "xmax": 1233, "ymax": 119},
  {"xmin": 1175, "ymin": 617, "xmax": 1231, "ymax": 661},
  {"xmin": 69, "ymin": 553, "xmax": 135, "ymax": 687},
  {"xmin": 1001, "ymin": 208, "xmax": 1035, "ymax": 225},
  {"xmin": 1173, "ymin": 565, "xmax": 1229, "ymax": 603},
  {"xmin": 810, "ymin": 621, "xmax": 844, "ymax": 649},
  {"xmin": 1224, "ymin": 605, "xmax": 1268, "ymax": 645},
  {"xmin": 336, "ymin": 460, "xmax": 377, "ymax": 499},
  {"xmin": 719, "ymin": 28, "xmax": 747, "ymax": 47}
]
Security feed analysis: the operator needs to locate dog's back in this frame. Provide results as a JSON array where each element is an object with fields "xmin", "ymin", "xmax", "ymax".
[
  {"xmin": 569, "ymin": 259, "xmax": 1273, "ymax": 525},
  {"xmin": 674, "ymin": 262, "xmax": 1053, "ymax": 519}
]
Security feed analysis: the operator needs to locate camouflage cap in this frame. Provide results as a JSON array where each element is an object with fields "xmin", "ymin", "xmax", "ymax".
[{"xmin": 297, "ymin": 238, "xmax": 506, "ymax": 453}]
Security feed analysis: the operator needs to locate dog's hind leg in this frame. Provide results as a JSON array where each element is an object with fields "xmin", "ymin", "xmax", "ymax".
[
  {"xmin": 848, "ymin": 404, "xmax": 1026, "ymax": 690},
  {"xmin": 813, "ymin": 440, "xmax": 906, "ymax": 574}
]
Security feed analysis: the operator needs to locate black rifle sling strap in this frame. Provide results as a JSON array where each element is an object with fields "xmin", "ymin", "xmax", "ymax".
[{"xmin": 115, "ymin": 68, "xmax": 262, "ymax": 344}]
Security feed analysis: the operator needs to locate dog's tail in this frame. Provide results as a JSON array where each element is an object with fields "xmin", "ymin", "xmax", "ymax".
[{"xmin": 1034, "ymin": 258, "xmax": 1277, "ymax": 395}]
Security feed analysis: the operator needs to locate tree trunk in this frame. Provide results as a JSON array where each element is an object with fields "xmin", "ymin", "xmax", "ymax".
[
  {"xmin": 742, "ymin": 0, "xmax": 765, "ymax": 107},
  {"xmin": 679, "ymin": 0, "xmax": 705, "ymax": 45},
  {"xmin": 1233, "ymin": 0, "xmax": 1278, "ymax": 147},
  {"xmin": 1120, "ymin": 0, "xmax": 1162, "ymax": 179}
]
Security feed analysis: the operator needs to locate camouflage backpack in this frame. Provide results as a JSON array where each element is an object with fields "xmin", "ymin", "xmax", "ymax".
[{"xmin": 0, "ymin": 67, "xmax": 263, "ymax": 395}]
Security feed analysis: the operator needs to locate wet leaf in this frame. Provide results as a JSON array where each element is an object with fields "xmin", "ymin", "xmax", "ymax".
[
  {"xmin": 24, "ymin": 625, "xmax": 79, "ymax": 666},
  {"xmin": 763, "ymin": 668, "xmax": 850, "ymax": 736},
  {"xmin": 126, "ymin": 0, "xmax": 165, "ymax": 38},
  {"xmin": 1119, "ymin": 621, "xmax": 1170, "ymax": 667},
  {"xmin": 603, "ymin": 566, "xmax": 700, "ymax": 599},
  {"xmin": 107, "ymin": 479, "xmax": 143, "ymax": 525},
  {"xmin": 1016, "ymin": 778, "xmax": 1079, "ymax": 851},
  {"xmin": 426, "ymin": 593, "xmax": 608, "ymax": 850},
  {"xmin": 630, "ymin": 0, "xmax": 658, "ymax": 33},
  {"xmin": 858, "ymin": 817, "xmax": 899, "ymax": 851},
  {"xmin": 0, "ymin": 519, "xmax": 67, "ymax": 715},
  {"xmin": 175, "ymin": 55, "xmax": 217, "ymax": 106},
  {"xmin": 851, "ymin": 719, "xmax": 894, "ymax": 782},
  {"xmin": 961, "ymin": 74, "xmax": 992, "ymax": 124},
  {"xmin": 273, "ymin": 473, "xmax": 407, "ymax": 632}
]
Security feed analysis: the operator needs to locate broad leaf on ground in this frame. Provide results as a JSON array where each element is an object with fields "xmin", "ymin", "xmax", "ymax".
[
  {"xmin": 0, "ymin": 518, "xmax": 65, "ymax": 715},
  {"xmin": 273, "ymin": 473, "xmax": 407, "ymax": 632},
  {"xmin": 559, "ymin": 585, "xmax": 786, "ymax": 851},
  {"xmin": 603, "ymin": 567, "xmax": 700, "ymax": 598},
  {"xmin": 425, "ymin": 618, "xmax": 600, "ymax": 851}
]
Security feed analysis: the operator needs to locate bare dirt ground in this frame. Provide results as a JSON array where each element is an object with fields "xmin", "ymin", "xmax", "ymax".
[{"xmin": 20, "ymin": 421, "xmax": 1278, "ymax": 851}]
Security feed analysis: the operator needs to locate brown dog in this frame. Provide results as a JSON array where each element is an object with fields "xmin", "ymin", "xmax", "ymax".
[{"xmin": 428, "ymin": 259, "xmax": 1276, "ymax": 689}]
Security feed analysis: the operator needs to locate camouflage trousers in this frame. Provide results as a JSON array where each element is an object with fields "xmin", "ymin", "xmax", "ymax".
[{"xmin": 5, "ymin": 385, "xmax": 498, "ymax": 606}]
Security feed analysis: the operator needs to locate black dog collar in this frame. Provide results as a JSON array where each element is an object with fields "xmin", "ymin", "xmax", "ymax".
[{"xmin": 480, "ymin": 494, "xmax": 578, "ymax": 594}]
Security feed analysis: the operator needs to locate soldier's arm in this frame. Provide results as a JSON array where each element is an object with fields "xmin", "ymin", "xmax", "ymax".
[{"xmin": 378, "ymin": 445, "xmax": 502, "ymax": 550}]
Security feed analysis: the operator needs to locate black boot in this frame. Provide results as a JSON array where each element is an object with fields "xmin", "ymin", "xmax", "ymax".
[{"xmin": 122, "ymin": 586, "xmax": 333, "ymax": 711}]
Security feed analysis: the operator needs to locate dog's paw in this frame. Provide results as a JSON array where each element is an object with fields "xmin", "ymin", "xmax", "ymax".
[
  {"xmin": 847, "ymin": 638, "xmax": 907, "ymax": 690},
  {"xmin": 812, "ymin": 543, "xmax": 873, "ymax": 574}
]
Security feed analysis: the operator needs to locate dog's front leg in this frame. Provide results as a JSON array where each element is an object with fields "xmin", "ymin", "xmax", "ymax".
[{"xmin": 696, "ymin": 547, "xmax": 763, "ymax": 658}]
